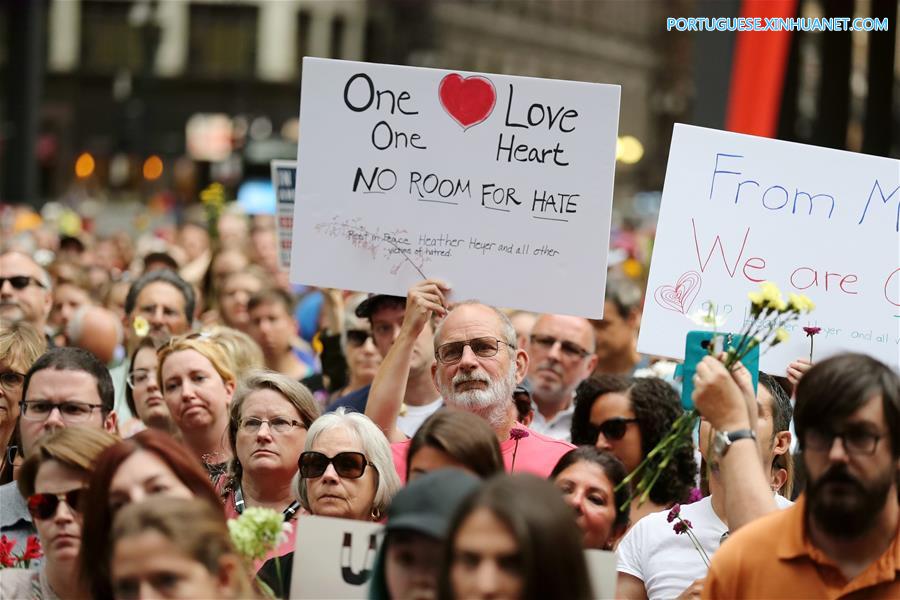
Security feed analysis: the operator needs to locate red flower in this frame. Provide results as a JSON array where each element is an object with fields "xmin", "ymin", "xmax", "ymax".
[
  {"xmin": 22, "ymin": 536, "xmax": 42, "ymax": 561},
  {"xmin": 0, "ymin": 535, "xmax": 15, "ymax": 568},
  {"xmin": 673, "ymin": 519, "xmax": 693, "ymax": 534},
  {"xmin": 803, "ymin": 326, "xmax": 821, "ymax": 337},
  {"xmin": 509, "ymin": 428, "xmax": 529, "ymax": 472},
  {"xmin": 509, "ymin": 428, "xmax": 529, "ymax": 441},
  {"xmin": 667, "ymin": 504, "xmax": 681, "ymax": 523},
  {"xmin": 687, "ymin": 488, "xmax": 703, "ymax": 503}
]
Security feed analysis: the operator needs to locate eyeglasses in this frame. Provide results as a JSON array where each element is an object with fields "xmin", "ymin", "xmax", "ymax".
[
  {"xmin": 27, "ymin": 488, "xmax": 84, "ymax": 520},
  {"xmin": 126, "ymin": 368, "xmax": 157, "ymax": 389},
  {"xmin": 240, "ymin": 417, "xmax": 305, "ymax": 435},
  {"xmin": 345, "ymin": 329, "xmax": 373, "ymax": 347},
  {"xmin": 19, "ymin": 400, "xmax": 103, "ymax": 422},
  {"xmin": 0, "ymin": 371, "xmax": 25, "ymax": 391},
  {"xmin": 299, "ymin": 451, "xmax": 371, "ymax": 479},
  {"xmin": 529, "ymin": 334, "xmax": 591, "ymax": 359},
  {"xmin": 435, "ymin": 337, "xmax": 510, "ymax": 364},
  {"xmin": 0, "ymin": 276, "xmax": 45, "ymax": 290},
  {"xmin": 592, "ymin": 417, "xmax": 639, "ymax": 441},
  {"xmin": 804, "ymin": 428, "xmax": 882, "ymax": 455}
]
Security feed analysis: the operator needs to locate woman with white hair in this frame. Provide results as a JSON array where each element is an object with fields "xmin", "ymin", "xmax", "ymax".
[{"xmin": 257, "ymin": 408, "xmax": 400, "ymax": 596}]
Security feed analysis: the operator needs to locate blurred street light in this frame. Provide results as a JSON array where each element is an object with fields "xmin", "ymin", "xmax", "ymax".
[{"xmin": 75, "ymin": 153, "xmax": 96, "ymax": 179}]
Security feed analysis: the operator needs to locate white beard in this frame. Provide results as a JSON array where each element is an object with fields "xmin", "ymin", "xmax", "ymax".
[{"xmin": 441, "ymin": 361, "xmax": 517, "ymax": 430}]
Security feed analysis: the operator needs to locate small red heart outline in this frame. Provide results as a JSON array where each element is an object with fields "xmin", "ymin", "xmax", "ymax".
[
  {"xmin": 654, "ymin": 271, "xmax": 702, "ymax": 314},
  {"xmin": 439, "ymin": 73, "xmax": 497, "ymax": 130}
]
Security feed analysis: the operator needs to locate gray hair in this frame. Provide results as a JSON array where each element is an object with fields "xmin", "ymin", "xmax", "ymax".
[
  {"xmin": 297, "ymin": 408, "xmax": 400, "ymax": 518},
  {"xmin": 0, "ymin": 251, "xmax": 51, "ymax": 291},
  {"xmin": 227, "ymin": 369, "xmax": 320, "ymax": 483},
  {"xmin": 434, "ymin": 300, "xmax": 517, "ymax": 351},
  {"xmin": 124, "ymin": 269, "xmax": 195, "ymax": 322}
]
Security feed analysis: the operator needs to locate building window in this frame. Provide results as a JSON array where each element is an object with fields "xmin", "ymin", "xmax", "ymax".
[
  {"xmin": 330, "ymin": 15, "xmax": 345, "ymax": 59},
  {"xmin": 80, "ymin": 0, "xmax": 144, "ymax": 74},
  {"xmin": 298, "ymin": 10, "xmax": 311, "ymax": 58},
  {"xmin": 188, "ymin": 3, "xmax": 257, "ymax": 79}
]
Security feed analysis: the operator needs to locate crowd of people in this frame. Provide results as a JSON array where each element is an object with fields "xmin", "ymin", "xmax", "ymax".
[{"xmin": 0, "ymin": 208, "xmax": 898, "ymax": 599}]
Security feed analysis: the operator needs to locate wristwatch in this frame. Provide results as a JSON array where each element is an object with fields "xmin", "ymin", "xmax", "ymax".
[{"xmin": 712, "ymin": 429, "xmax": 756, "ymax": 460}]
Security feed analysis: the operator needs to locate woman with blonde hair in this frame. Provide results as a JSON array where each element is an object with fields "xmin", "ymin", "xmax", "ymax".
[
  {"xmin": 110, "ymin": 497, "xmax": 262, "ymax": 600},
  {"xmin": 0, "ymin": 319, "xmax": 47, "ymax": 483},
  {"xmin": 0, "ymin": 427, "xmax": 118, "ymax": 599},
  {"xmin": 202, "ymin": 325, "xmax": 265, "ymax": 378},
  {"xmin": 157, "ymin": 333, "xmax": 236, "ymax": 479}
]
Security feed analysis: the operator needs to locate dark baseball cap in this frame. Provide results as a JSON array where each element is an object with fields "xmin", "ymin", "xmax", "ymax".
[
  {"xmin": 354, "ymin": 293, "xmax": 405, "ymax": 319},
  {"xmin": 385, "ymin": 469, "xmax": 480, "ymax": 540}
]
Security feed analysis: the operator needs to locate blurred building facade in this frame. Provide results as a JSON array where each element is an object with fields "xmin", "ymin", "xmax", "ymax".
[{"xmin": 0, "ymin": 0, "xmax": 895, "ymax": 217}]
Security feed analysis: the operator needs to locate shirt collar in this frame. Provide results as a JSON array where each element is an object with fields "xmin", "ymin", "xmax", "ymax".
[
  {"xmin": 0, "ymin": 481, "xmax": 32, "ymax": 530},
  {"xmin": 775, "ymin": 494, "xmax": 809, "ymax": 560},
  {"xmin": 778, "ymin": 494, "xmax": 900, "ymax": 579}
]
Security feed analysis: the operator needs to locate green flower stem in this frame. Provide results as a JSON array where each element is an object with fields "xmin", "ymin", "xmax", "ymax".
[{"xmin": 679, "ymin": 519, "xmax": 711, "ymax": 567}]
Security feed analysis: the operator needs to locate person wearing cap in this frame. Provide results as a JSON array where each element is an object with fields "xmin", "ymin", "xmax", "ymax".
[
  {"xmin": 328, "ymin": 286, "xmax": 443, "ymax": 438},
  {"xmin": 368, "ymin": 469, "xmax": 481, "ymax": 600}
]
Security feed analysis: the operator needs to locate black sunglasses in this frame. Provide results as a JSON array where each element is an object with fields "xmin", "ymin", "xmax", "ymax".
[
  {"xmin": 346, "ymin": 329, "xmax": 373, "ymax": 347},
  {"xmin": 299, "ymin": 451, "xmax": 371, "ymax": 479},
  {"xmin": 593, "ymin": 417, "xmax": 639, "ymax": 441},
  {"xmin": 27, "ymin": 489, "xmax": 84, "ymax": 520},
  {"xmin": 0, "ymin": 276, "xmax": 45, "ymax": 290}
]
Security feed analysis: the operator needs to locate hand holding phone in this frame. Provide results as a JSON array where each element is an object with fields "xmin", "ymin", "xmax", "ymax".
[{"xmin": 680, "ymin": 331, "xmax": 759, "ymax": 411}]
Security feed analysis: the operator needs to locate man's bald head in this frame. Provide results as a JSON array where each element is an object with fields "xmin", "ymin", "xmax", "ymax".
[{"xmin": 67, "ymin": 305, "xmax": 123, "ymax": 365}]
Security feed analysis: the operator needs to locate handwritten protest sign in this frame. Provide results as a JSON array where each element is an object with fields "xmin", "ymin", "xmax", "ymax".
[
  {"xmin": 585, "ymin": 549, "xmax": 617, "ymax": 599},
  {"xmin": 290, "ymin": 58, "xmax": 620, "ymax": 318},
  {"xmin": 271, "ymin": 159, "xmax": 297, "ymax": 270},
  {"xmin": 291, "ymin": 515, "xmax": 383, "ymax": 599},
  {"xmin": 638, "ymin": 124, "xmax": 900, "ymax": 372}
]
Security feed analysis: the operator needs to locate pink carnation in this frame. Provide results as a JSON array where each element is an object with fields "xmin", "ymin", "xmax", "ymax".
[
  {"xmin": 509, "ymin": 428, "xmax": 529, "ymax": 441},
  {"xmin": 673, "ymin": 519, "xmax": 693, "ymax": 534},
  {"xmin": 666, "ymin": 504, "xmax": 681, "ymax": 523}
]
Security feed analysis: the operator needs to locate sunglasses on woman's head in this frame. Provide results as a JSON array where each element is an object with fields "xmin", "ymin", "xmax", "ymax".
[
  {"xmin": 27, "ymin": 489, "xmax": 84, "ymax": 520},
  {"xmin": 298, "ymin": 451, "xmax": 370, "ymax": 479},
  {"xmin": 593, "ymin": 417, "xmax": 639, "ymax": 441}
]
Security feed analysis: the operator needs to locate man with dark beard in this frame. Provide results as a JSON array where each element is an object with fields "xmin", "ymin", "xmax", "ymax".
[{"xmin": 703, "ymin": 353, "xmax": 900, "ymax": 599}]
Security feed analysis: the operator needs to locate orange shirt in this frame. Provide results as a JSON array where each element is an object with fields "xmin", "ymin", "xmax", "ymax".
[{"xmin": 703, "ymin": 495, "xmax": 900, "ymax": 599}]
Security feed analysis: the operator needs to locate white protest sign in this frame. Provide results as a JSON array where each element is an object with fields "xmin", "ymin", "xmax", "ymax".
[
  {"xmin": 638, "ymin": 124, "xmax": 900, "ymax": 372},
  {"xmin": 585, "ymin": 549, "xmax": 617, "ymax": 599},
  {"xmin": 290, "ymin": 58, "xmax": 620, "ymax": 318},
  {"xmin": 271, "ymin": 159, "xmax": 297, "ymax": 270},
  {"xmin": 291, "ymin": 515, "xmax": 383, "ymax": 599}
]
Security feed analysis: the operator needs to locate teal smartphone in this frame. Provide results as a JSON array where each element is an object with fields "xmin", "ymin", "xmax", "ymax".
[{"xmin": 680, "ymin": 331, "xmax": 759, "ymax": 411}]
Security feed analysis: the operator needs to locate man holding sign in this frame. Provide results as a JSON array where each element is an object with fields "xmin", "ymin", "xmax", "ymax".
[{"xmin": 366, "ymin": 280, "xmax": 573, "ymax": 478}]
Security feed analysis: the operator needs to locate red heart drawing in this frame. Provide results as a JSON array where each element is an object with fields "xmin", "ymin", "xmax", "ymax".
[
  {"xmin": 439, "ymin": 73, "xmax": 496, "ymax": 130},
  {"xmin": 654, "ymin": 271, "xmax": 702, "ymax": 314}
]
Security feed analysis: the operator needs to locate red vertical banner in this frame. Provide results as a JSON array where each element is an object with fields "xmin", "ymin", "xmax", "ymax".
[{"xmin": 725, "ymin": 0, "xmax": 798, "ymax": 137}]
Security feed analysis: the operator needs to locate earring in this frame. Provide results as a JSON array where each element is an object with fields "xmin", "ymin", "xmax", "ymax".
[{"xmin": 371, "ymin": 507, "xmax": 382, "ymax": 521}]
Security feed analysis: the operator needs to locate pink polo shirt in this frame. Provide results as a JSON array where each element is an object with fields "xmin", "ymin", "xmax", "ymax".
[{"xmin": 391, "ymin": 423, "xmax": 575, "ymax": 483}]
